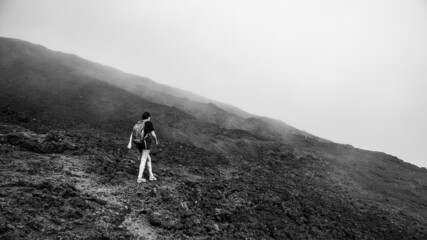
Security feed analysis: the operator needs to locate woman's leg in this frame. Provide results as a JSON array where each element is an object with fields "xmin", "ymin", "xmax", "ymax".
[
  {"xmin": 136, "ymin": 153, "xmax": 141, "ymax": 163},
  {"xmin": 146, "ymin": 152, "xmax": 156, "ymax": 180},
  {"xmin": 138, "ymin": 150, "xmax": 149, "ymax": 180}
]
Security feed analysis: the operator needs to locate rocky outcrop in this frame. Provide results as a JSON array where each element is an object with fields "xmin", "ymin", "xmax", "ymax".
[{"xmin": 0, "ymin": 124, "xmax": 77, "ymax": 153}]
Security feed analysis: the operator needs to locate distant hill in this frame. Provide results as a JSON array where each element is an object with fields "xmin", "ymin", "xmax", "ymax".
[
  {"xmin": 0, "ymin": 37, "xmax": 258, "ymax": 154},
  {"xmin": 1, "ymin": 36, "xmax": 427, "ymax": 239}
]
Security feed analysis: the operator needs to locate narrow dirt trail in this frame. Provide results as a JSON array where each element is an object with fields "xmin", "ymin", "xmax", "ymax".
[{"xmin": 0, "ymin": 148, "xmax": 163, "ymax": 239}]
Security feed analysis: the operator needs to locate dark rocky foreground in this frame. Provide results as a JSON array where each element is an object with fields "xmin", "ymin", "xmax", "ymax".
[{"xmin": 1, "ymin": 123, "xmax": 426, "ymax": 240}]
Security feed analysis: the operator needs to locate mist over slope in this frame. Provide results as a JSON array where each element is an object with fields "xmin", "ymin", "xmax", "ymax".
[
  {"xmin": 2, "ymin": 37, "xmax": 304, "ymax": 140},
  {"xmin": 1, "ymin": 36, "xmax": 427, "ymax": 239}
]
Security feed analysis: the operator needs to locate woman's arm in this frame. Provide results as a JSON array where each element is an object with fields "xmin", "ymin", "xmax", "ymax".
[
  {"xmin": 127, "ymin": 133, "xmax": 133, "ymax": 149},
  {"xmin": 151, "ymin": 131, "xmax": 159, "ymax": 145}
]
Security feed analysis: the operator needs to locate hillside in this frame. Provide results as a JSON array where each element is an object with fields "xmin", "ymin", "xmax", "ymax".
[{"xmin": 1, "ymin": 37, "xmax": 427, "ymax": 239}]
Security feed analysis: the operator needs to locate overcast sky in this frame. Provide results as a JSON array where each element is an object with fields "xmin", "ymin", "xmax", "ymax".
[{"xmin": 1, "ymin": 0, "xmax": 426, "ymax": 168}]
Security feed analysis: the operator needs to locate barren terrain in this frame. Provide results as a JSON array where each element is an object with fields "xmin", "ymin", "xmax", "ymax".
[{"xmin": 1, "ymin": 37, "xmax": 427, "ymax": 239}]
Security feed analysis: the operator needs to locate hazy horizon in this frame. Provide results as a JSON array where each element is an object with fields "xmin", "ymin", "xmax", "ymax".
[{"xmin": 1, "ymin": 0, "xmax": 426, "ymax": 168}]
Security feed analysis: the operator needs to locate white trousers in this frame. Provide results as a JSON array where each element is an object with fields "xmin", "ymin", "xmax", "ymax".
[{"xmin": 138, "ymin": 150, "xmax": 153, "ymax": 179}]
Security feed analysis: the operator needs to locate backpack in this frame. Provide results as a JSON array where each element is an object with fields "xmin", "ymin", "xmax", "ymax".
[{"xmin": 131, "ymin": 121, "xmax": 148, "ymax": 144}]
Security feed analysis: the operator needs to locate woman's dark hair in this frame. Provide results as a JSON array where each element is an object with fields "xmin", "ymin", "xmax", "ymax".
[{"xmin": 142, "ymin": 112, "xmax": 151, "ymax": 120}]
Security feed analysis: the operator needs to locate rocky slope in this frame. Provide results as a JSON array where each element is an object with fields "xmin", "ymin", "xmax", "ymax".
[{"xmin": 1, "ymin": 37, "xmax": 427, "ymax": 239}]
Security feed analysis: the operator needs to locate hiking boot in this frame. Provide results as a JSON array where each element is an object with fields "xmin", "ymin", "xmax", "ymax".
[
  {"xmin": 149, "ymin": 175, "xmax": 157, "ymax": 181},
  {"xmin": 137, "ymin": 178, "xmax": 147, "ymax": 183}
]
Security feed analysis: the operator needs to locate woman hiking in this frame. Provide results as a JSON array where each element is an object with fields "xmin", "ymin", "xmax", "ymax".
[{"xmin": 127, "ymin": 112, "xmax": 159, "ymax": 183}]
